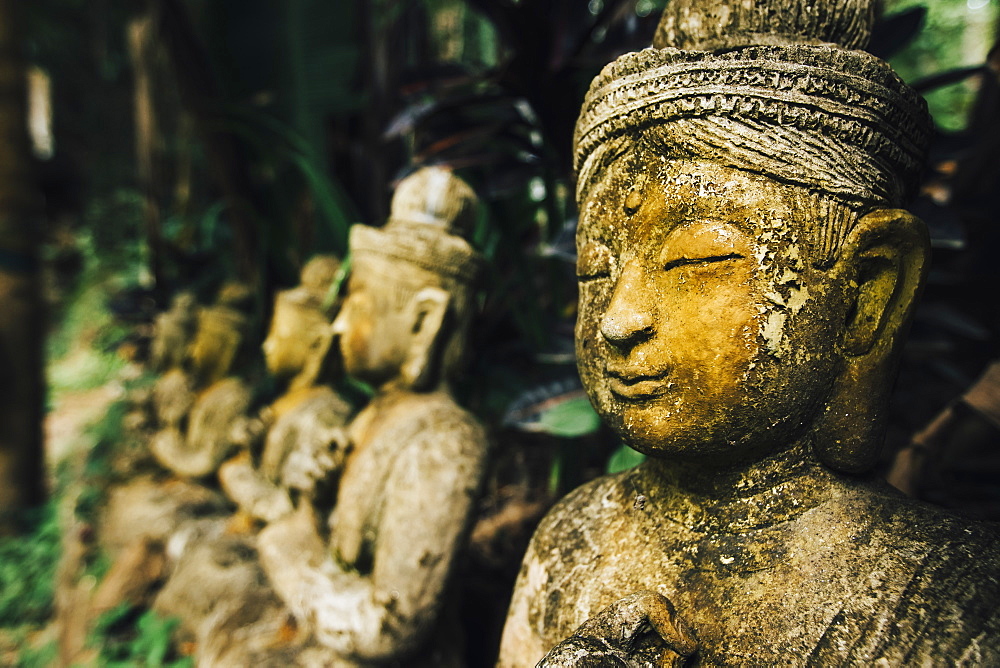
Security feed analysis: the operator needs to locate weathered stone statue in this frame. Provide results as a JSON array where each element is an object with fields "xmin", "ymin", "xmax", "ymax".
[
  {"xmin": 257, "ymin": 166, "xmax": 490, "ymax": 666},
  {"xmin": 147, "ymin": 260, "xmax": 351, "ymax": 660},
  {"xmin": 148, "ymin": 291, "xmax": 197, "ymax": 373},
  {"xmin": 149, "ymin": 281, "xmax": 254, "ymax": 478},
  {"xmin": 219, "ymin": 255, "xmax": 353, "ymax": 523},
  {"xmin": 500, "ymin": 1, "xmax": 1000, "ymax": 665}
]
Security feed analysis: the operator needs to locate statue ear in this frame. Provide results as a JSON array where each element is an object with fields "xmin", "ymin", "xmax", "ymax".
[
  {"xmin": 815, "ymin": 209, "xmax": 929, "ymax": 473},
  {"xmin": 401, "ymin": 287, "xmax": 451, "ymax": 390},
  {"xmin": 836, "ymin": 209, "xmax": 926, "ymax": 356}
]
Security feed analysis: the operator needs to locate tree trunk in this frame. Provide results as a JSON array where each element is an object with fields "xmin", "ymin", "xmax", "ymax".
[
  {"xmin": 152, "ymin": 0, "xmax": 263, "ymax": 292},
  {"xmin": 128, "ymin": 14, "xmax": 166, "ymax": 297},
  {"xmin": 0, "ymin": 0, "xmax": 45, "ymax": 534}
]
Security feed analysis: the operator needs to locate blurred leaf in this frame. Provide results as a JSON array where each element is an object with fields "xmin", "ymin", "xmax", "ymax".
[
  {"xmin": 911, "ymin": 65, "xmax": 987, "ymax": 94},
  {"xmin": 219, "ymin": 105, "xmax": 358, "ymax": 254},
  {"xmin": 0, "ymin": 503, "xmax": 59, "ymax": 626},
  {"xmin": 537, "ymin": 395, "xmax": 601, "ymax": 437},
  {"xmin": 870, "ymin": 7, "xmax": 927, "ymax": 60},
  {"xmin": 323, "ymin": 253, "xmax": 351, "ymax": 311},
  {"xmin": 398, "ymin": 62, "xmax": 478, "ymax": 96},
  {"xmin": 607, "ymin": 443, "xmax": 645, "ymax": 473}
]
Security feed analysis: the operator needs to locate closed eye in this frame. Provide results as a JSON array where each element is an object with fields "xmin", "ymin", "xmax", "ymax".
[
  {"xmin": 663, "ymin": 253, "xmax": 744, "ymax": 271},
  {"xmin": 577, "ymin": 241, "xmax": 615, "ymax": 281},
  {"xmin": 578, "ymin": 269, "xmax": 610, "ymax": 282}
]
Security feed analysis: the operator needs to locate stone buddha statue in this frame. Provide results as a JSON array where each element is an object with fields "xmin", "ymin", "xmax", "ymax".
[
  {"xmin": 499, "ymin": 1, "xmax": 1000, "ymax": 665},
  {"xmin": 219, "ymin": 255, "xmax": 353, "ymax": 523},
  {"xmin": 149, "ymin": 281, "xmax": 254, "ymax": 478},
  {"xmin": 144, "ymin": 260, "xmax": 351, "ymax": 662},
  {"xmin": 149, "ymin": 291, "xmax": 197, "ymax": 373},
  {"xmin": 125, "ymin": 291, "xmax": 197, "ymax": 435},
  {"xmin": 256, "ymin": 166, "xmax": 490, "ymax": 666}
]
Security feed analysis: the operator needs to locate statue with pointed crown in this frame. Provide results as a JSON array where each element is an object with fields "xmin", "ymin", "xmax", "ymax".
[
  {"xmin": 149, "ymin": 281, "xmax": 255, "ymax": 478},
  {"xmin": 218, "ymin": 254, "xmax": 353, "ymax": 523},
  {"xmin": 499, "ymin": 0, "xmax": 1000, "ymax": 665},
  {"xmin": 256, "ymin": 166, "xmax": 490, "ymax": 666}
]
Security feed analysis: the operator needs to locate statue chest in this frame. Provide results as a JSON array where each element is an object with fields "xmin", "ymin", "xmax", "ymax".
[
  {"xmin": 529, "ymin": 488, "xmax": 904, "ymax": 665},
  {"xmin": 327, "ymin": 393, "xmax": 455, "ymax": 571},
  {"xmin": 328, "ymin": 423, "xmax": 406, "ymax": 571}
]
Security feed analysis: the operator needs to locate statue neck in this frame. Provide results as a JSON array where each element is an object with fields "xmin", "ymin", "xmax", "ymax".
[
  {"xmin": 288, "ymin": 367, "xmax": 319, "ymax": 393},
  {"xmin": 379, "ymin": 374, "xmax": 450, "ymax": 395},
  {"xmin": 635, "ymin": 439, "xmax": 849, "ymax": 533}
]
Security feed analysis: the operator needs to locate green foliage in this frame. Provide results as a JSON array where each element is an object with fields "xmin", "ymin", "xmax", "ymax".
[
  {"xmin": 536, "ymin": 396, "xmax": 602, "ymax": 438},
  {"xmin": 0, "ymin": 504, "xmax": 60, "ymax": 627},
  {"xmin": 607, "ymin": 444, "xmax": 646, "ymax": 474},
  {"xmin": 82, "ymin": 190, "xmax": 148, "ymax": 271},
  {"xmin": 74, "ymin": 397, "xmax": 132, "ymax": 527},
  {"xmin": 46, "ymin": 242, "xmax": 141, "ymax": 408},
  {"xmin": 221, "ymin": 105, "xmax": 359, "ymax": 256},
  {"xmin": 89, "ymin": 605, "xmax": 193, "ymax": 668},
  {"xmin": 16, "ymin": 638, "xmax": 58, "ymax": 668},
  {"xmin": 887, "ymin": 0, "xmax": 999, "ymax": 131},
  {"xmin": 47, "ymin": 262, "xmax": 130, "ymax": 364}
]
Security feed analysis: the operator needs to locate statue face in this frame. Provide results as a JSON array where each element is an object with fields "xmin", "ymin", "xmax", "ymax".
[
  {"xmin": 263, "ymin": 297, "xmax": 328, "ymax": 382},
  {"xmin": 264, "ymin": 302, "xmax": 305, "ymax": 380},
  {"xmin": 576, "ymin": 158, "xmax": 843, "ymax": 462},
  {"xmin": 332, "ymin": 268, "xmax": 409, "ymax": 387}
]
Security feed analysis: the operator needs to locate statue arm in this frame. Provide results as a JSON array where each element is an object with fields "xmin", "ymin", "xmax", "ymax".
[
  {"xmin": 497, "ymin": 532, "xmax": 552, "ymax": 667},
  {"xmin": 259, "ymin": 420, "xmax": 486, "ymax": 663},
  {"xmin": 536, "ymin": 591, "xmax": 696, "ymax": 667},
  {"xmin": 316, "ymin": 424, "xmax": 485, "ymax": 660}
]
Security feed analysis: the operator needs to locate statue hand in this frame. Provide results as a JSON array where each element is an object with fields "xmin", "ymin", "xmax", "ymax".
[
  {"xmin": 537, "ymin": 591, "xmax": 696, "ymax": 668},
  {"xmin": 280, "ymin": 426, "xmax": 348, "ymax": 495},
  {"xmin": 228, "ymin": 414, "xmax": 268, "ymax": 449}
]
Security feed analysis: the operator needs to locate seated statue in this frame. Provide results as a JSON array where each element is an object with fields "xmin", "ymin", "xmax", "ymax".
[
  {"xmin": 149, "ymin": 282, "xmax": 255, "ymax": 478},
  {"xmin": 149, "ymin": 291, "xmax": 197, "ymax": 373},
  {"xmin": 257, "ymin": 166, "xmax": 490, "ymax": 666},
  {"xmin": 145, "ymin": 262, "xmax": 350, "ymax": 659},
  {"xmin": 219, "ymin": 255, "xmax": 353, "ymax": 523},
  {"xmin": 499, "ymin": 0, "xmax": 1000, "ymax": 665}
]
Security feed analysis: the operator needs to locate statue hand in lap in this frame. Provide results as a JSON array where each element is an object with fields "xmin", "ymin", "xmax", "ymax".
[
  {"xmin": 219, "ymin": 256, "xmax": 352, "ymax": 522},
  {"xmin": 538, "ymin": 591, "xmax": 696, "ymax": 668}
]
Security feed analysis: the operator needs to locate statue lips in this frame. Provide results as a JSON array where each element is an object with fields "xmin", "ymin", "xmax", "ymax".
[{"xmin": 605, "ymin": 366, "xmax": 671, "ymax": 401}]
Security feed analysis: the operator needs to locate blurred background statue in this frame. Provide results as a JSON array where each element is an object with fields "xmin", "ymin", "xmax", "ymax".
[
  {"xmin": 219, "ymin": 254, "xmax": 352, "ymax": 524},
  {"xmin": 257, "ymin": 166, "xmax": 491, "ymax": 667},
  {"xmin": 148, "ymin": 281, "xmax": 254, "ymax": 479}
]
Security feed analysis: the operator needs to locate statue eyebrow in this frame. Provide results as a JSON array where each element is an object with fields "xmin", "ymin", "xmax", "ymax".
[{"xmin": 663, "ymin": 253, "xmax": 744, "ymax": 271}]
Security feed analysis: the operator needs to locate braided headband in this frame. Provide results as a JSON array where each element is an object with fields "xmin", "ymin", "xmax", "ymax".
[
  {"xmin": 574, "ymin": 45, "xmax": 931, "ymax": 208},
  {"xmin": 349, "ymin": 222, "xmax": 483, "ymax": 285}
]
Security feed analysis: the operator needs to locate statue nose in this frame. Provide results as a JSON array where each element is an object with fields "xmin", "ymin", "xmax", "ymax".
[{"xmin": 600, "ymin": 266, "xmax": 655, "ymax": 348}]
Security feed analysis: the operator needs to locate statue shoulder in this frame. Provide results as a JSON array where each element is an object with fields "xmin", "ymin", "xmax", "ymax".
[
  {"xmin": 867, "ymin": 484, "xmax": 1000, "ymax": 553},
  {"xmin": 528, "ymin": 473, "xmax": 633, "ymax": 563},
  {"xmin": 812, "ymin": 486, "xmax": 1000, "ymax": 664},
  {"xmin": 391, "ymin": 391, "xmax": 489, "ymax": 457},
  {"xmin": 500, "ymin": 473, "xmax": 635, "ymax": 667}
]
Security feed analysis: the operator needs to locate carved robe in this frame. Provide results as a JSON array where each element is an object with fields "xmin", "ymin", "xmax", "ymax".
[
  {"xmin": 262, "ymin": 389, "xmax": 489, "ymax": 666},
  {"xmin": 500, "ymin": 465, "xmax": 1000, "ymax": 666}
]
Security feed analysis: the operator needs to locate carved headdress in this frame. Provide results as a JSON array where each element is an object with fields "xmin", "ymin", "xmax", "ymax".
[
  {"xmin": 273, "ymin": 255, "xmax": 341, "ymax": 320},
  {"xmin": 349, "ymin": 166, "xmax": 483, "ymax": 293},
  {"xmin": 575, "ymin": 0, "xmax": 932, "ymax": 265},
  {"xmin": 348, "ymin": 167, "xmax": 484, "ymax": 387}
]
